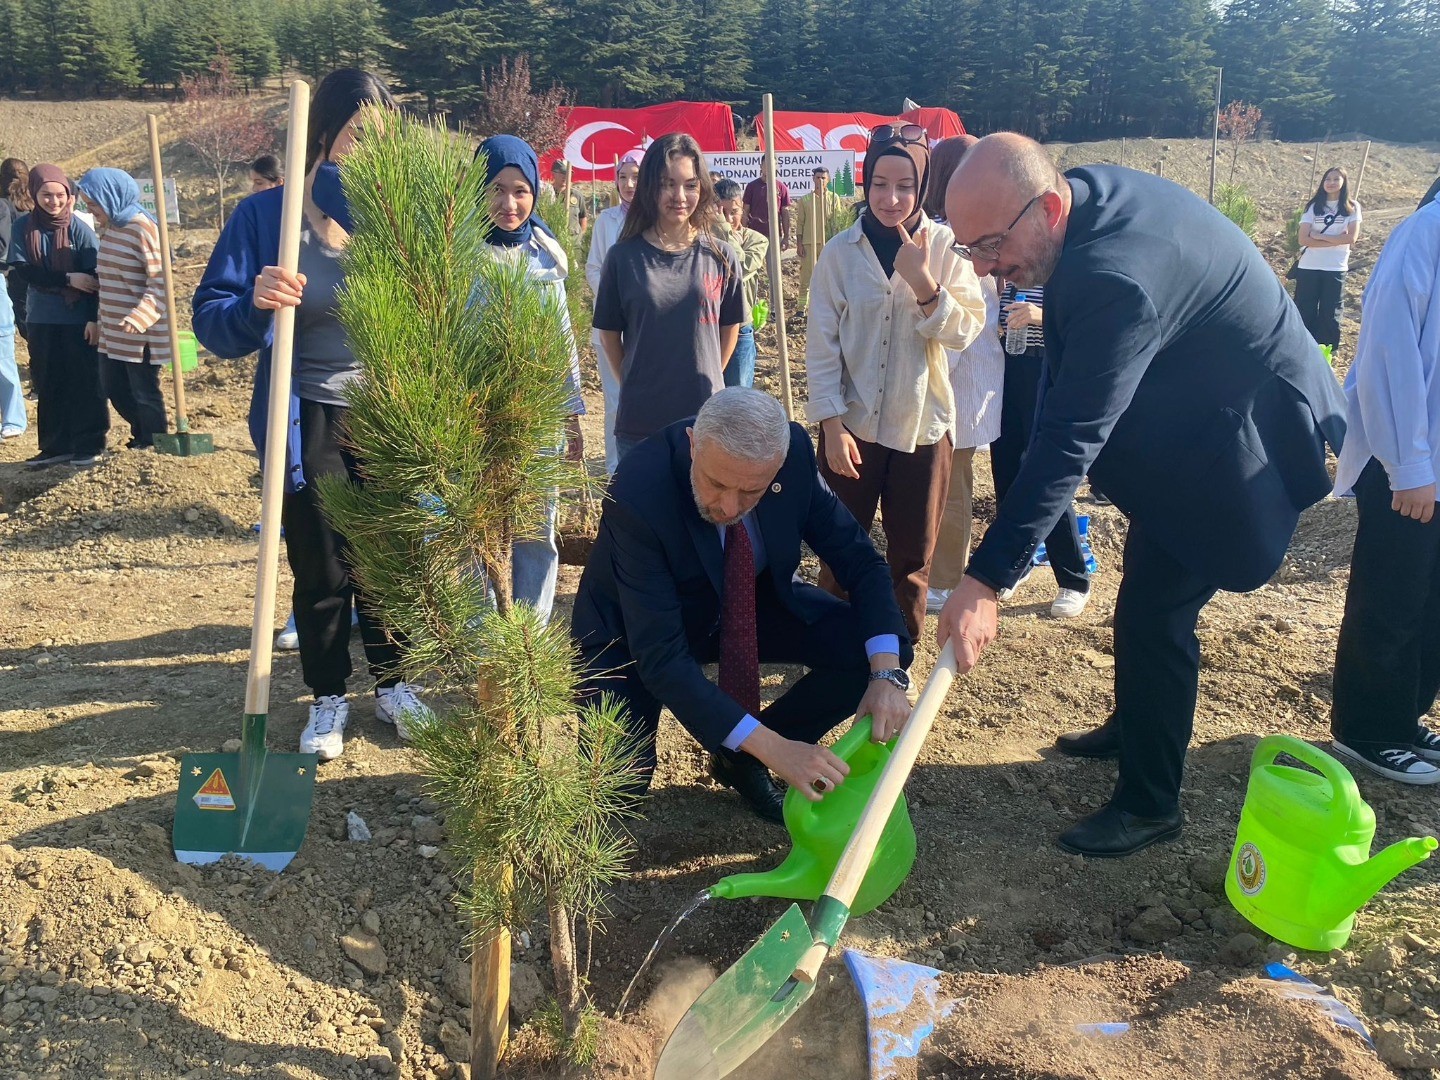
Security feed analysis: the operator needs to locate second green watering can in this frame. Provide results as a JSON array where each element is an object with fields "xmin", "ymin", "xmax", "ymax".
[
  {"xmin": 710, "ymin": 715, "xmax": 916, "ymax": 916},
  {"xmin": 1226, "ymin": 735, "xmax": 1437, "ymax": 952}
]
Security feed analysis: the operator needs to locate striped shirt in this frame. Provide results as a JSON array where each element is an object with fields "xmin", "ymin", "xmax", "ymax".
[
  {"xmin": 997, "ymin": 282, "xmax": 1045, "ymax": 350},
  {"xmin": 95, "ymin": 216, "xmax": 170, "ymax": 365}
]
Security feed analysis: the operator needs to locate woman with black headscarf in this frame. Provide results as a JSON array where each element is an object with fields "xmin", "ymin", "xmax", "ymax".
[
  {"xmin": 6, "ymin": 164, "xmax": 106, "ymax": 467},
  {"xmin": 804, "ymin": 126, "xmax": 986, "ymax": 640},
  {"xmin": 473, "ymin": 133, "xmax": 585, "ymax": 622}
]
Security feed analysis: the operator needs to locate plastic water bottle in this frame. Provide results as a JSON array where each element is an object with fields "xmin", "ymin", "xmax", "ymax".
[
  {"xmin": 1078, "ymin": 514, "xmax": 1099, "ymax": 574},
  {"xmin": 1004, "ymin": 291, "xmax": 1029, "ymax": 355}
]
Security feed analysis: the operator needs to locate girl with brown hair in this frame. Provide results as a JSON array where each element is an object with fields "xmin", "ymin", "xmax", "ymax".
[{"xmin": 592, "ymin": 132, "xmax": 746, "ymax": 461}]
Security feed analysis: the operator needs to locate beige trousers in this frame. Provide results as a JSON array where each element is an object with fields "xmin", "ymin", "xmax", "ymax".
[{"xmin": 930, "ymin": 446, "xmax": 976, "ymax": 590}]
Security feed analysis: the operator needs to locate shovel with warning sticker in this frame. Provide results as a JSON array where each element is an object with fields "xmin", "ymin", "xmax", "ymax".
[{"xmin": 172, "ymin": 80, "xmax": 318, "ymax": 872}]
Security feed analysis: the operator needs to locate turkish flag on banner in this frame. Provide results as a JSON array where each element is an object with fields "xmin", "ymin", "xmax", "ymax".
[
  {"xmin": 761, "ymin": 108, "xmax": 967, "ymax": 179},
  {"xmin": 542, "ymin": 102, "xmax": 738, "ymax": 182}
]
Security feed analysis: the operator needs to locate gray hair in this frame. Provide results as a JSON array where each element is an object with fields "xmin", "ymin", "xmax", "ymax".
[{"xmin": 693, "ymin": 388, "xmax": 790, "ymax": 462}]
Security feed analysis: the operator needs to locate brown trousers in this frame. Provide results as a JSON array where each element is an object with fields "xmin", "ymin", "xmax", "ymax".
[
  {"xmin": 818, "ymin": 426, "xmax": 953, "ymax": 641},
  {"xmin": 930, "ymin": 445, "xmax": 977, "ymax": 590}
]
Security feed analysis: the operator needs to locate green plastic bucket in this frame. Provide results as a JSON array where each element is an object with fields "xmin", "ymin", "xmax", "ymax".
[{"xmin": 165, "ymin": 331, "xmax": 199, "ymax": 374}]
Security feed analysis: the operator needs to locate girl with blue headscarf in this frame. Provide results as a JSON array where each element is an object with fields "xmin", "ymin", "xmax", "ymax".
[
  {"xmin": 75, "ymin": 167, "xmax": 171, "ymax": 449},
  {"xmin": 474, "ymin": 134, "xmax": 585, "ymax": 622}
]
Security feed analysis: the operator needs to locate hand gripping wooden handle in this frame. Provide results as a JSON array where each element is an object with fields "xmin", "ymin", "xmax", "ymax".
[{"xmin": 794, "ymin": 641, "xmax": 959, "ymax": 983}]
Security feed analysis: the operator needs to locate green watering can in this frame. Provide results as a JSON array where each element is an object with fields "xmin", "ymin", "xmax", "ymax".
[
  {"xmin": 1226, "ymin": 735, "xmax": 1437, "ymax": 952},
  {"xmin": 710, "ymin": 715, "xmax": 916, "ymax": 916}
]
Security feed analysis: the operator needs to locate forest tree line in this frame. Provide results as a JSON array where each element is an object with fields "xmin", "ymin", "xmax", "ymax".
[{"xmin": 0, "ymin": 0, "xmax": 1436, "ymax": 143}]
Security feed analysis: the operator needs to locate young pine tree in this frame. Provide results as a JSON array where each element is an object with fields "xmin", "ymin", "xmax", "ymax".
[{"xmin": 316, "ymin": 111, "xmax": 637, "ymax": 1057}]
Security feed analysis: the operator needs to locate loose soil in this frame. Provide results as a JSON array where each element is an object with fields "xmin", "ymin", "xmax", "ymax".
[{"xmin": 1, "ymin": 107, "xmax": 1439, "ymax": 1079}]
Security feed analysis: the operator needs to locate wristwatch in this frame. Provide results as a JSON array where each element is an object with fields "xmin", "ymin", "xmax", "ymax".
[{"xmin": 869, "ymin": 668, "xmax": 911, "ymax": 693}]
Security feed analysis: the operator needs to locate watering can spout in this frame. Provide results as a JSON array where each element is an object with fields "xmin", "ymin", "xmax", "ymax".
[{"xmin": 1342, "ymin": 836, "xmax": 1439, "ymax": 913}]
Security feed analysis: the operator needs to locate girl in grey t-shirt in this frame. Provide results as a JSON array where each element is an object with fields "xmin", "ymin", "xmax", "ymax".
[{"xmin": 592, "ymin": 133, "xmax": 746, "ymax": 459}]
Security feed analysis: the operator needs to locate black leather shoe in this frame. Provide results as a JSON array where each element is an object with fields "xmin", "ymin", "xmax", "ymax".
[
  {"xmin": 1057, "ymin": 802, "xmax": 1182, "ymax": 858},
  {"xmin": 708, "ymin": 750, "xmax": 785, "ymax": 825},
  {"xmin": 1055, "ymin": 719, "xmax": 1121, "ymax": 759}
]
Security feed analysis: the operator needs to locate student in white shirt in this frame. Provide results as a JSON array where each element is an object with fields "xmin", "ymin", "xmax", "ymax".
[
  {"xmin": 804, "ymin": 127, "xmax": 985, "ymax": 639},
  {"xmin": 1295, "ymin": 166, "xmax": 1362, "ymax": 354},
  {"xmin": 1329, "ymin": 197, "xmax": 1440, "ymax": 785},
  {"xmin": 920, "ymin": 136, "xmax": 1006, "ymax": 615}
]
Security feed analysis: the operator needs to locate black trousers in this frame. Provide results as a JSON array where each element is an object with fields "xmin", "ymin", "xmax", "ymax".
[
  {"xmin": 578, "ymin": 581, "xmax": 875, "ymax": 785},
  {"xmin": 1293, "ymin": 268, "xmax": 1345, "ymax": 349},
  {"xmin": 1108, "ymin": 522, "xmax": 1219, "ymax": 817},
  {"xmin": 990, "ymin": 347, "xmax": 1089, "ymax": 592},
  {"xmin": 1332, "ymin": 458, "xmax": 1440, "ymax": 747},
  {"xmin": 281, "ymin": 398, "xmax": 401, "ymax": 699},
  {"xmin": 28, "ymin": 322, "xmax": 107, "ymax": 456},
  {"xmin": 102, "ymin": 353, "xmax": 168, "ymax": 447}
]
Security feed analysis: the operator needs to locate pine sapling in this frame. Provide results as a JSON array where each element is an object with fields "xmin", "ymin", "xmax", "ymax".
[{"xmin": 316, "ymin": 110, "xmax": 637, "ymax": 1068}]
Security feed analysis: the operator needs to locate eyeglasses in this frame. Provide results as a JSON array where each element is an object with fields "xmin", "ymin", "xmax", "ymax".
[
  {"xmin": 951, "ymin": 193, "xmax": 1046, "ymax": 263},
  {"xmin": 870, "ymin": 123, "xmax": 927, "ymax": 146}
]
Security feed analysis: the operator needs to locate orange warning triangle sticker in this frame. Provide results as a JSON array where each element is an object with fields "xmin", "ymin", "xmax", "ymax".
[{"xmin": 193, "ymin": 768, "xmax": 236, "ymax": 811}]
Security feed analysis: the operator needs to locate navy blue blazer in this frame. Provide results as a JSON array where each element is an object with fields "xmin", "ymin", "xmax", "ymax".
[
  {"xmin": 572, "ymin": 420, "xmax": 910, "ymax": 749},
  {"xmin": 968, "ymin": 166, "xmax": 1347, "ymax": 594}
]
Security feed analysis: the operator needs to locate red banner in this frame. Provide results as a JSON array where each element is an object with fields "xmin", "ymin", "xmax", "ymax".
[
  {"xmin": 543, "ymin": 102, "xmax": 738, "ymax": 182},
  {"xmin": 761, "ymin": 108, "xmax": 967, "ymax": 157}
]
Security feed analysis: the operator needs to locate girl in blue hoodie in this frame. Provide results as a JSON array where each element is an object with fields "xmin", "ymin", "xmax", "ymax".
[{"xmin": 192, "ymin": 69, "xmax": 432, "ymax": 762}]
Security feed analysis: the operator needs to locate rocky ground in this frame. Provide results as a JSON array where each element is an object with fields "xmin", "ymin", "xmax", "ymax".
[{"xmin": 0, "ymin": 112, "xmax": 1439, "ymax": 1078}]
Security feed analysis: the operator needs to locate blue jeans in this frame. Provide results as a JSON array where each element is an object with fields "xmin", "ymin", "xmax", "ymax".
[
  {"xmin": 0, "ymin": 288, "xmax": 23, "ymax": 435},
  {"xmin": 724, "ymin": 324, "xmax": 756, "ymax": 388},
  {"xmin": 511, "ymin": 493, "xmax": 559, "ymax": 623}
]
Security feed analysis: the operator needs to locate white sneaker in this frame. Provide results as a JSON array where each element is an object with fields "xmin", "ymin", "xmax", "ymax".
[
  {"xmin": 996, "ymin": 563, "xmax": 1034, "ymax": 602},
  {"xmin": 375, "ymin": 682, "xmax": 436, "ymax": 742},
  {"xmin": 275, "ymin": 612, "xmax": 299, "ymax": 651},
  {"xmin": 926, "ymin": 587, "xmax": 951, "ymax": 614},
  {"xmin": 1051, "ymin": 588, "xmax": 1091, "ymax": 619},
  {"xmin": 301, "ymin": 695, "xmax": 350, "ymax": 761}
]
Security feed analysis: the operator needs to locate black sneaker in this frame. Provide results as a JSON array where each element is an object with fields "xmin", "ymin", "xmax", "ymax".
[
  {"xmin": 1414, "ymin": 723, "xmax": 1440, "ymax": 763},
  {"xmin": 70, "ymin": 453, "xmax": 104, "ymax": 467},
  {"xmin": 1331, "ymin": 740, "xmax": 1440, "ymax": 786},
  {"xmin": 25, "ymin": 451, "xmax": 72, "ymax": 469}
]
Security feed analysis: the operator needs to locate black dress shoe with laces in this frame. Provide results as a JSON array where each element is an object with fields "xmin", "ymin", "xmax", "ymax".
[
  {"xmin": 708, "ymin": 749, "xmax": 786, "ymax": 825},
  {"xmin": 1055, "ymin": 719, "xmax": 1121, "ymax": 759},
  {"xmin": 1057, "ymin": 802, "xmax": 1182, "ymax": 858}
]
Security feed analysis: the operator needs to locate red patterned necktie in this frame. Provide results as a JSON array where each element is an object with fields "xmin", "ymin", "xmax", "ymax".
[{"xmin": 718, "ymin": 521, "xmax": 761, "ymax": 717}]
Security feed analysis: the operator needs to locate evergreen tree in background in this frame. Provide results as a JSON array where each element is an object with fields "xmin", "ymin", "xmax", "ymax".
[
  {"xmin": 536, "ymin": 0, "xmax": 687, "ymax": 106},
  {"xmin": 749, "ymin": 0, "xmax": 823, "ymax": 109},
  {"xmin": 0, "ymin": 0, "xmax": 1438, "ymax": 144},
  {"xmin": 1214, "ymin": 0, "xmax": 1333, "ymax": 138},
  {"xmin": 682, "ymin": 0, "xmax": 759, "ymax": 104}
]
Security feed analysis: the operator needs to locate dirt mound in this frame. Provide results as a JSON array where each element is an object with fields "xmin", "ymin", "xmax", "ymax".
[{"xmin": 927, "ymin": 956, "xmax": 1391, "ymax": 1079}]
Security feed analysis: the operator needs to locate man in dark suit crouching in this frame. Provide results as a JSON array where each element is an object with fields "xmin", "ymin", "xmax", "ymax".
[
  {"xmin": 940, "ymin": 134, "xmax": 1347, "ymax": 857},
  {"xmin": 573, "ymin": 388, "xmax": 914, "ymax": 823}
]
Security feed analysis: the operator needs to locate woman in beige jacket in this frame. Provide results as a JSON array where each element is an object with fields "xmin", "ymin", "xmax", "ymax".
[{"xmin": 805, "ymin": 127, "xmax": 986, "ymax": 640}]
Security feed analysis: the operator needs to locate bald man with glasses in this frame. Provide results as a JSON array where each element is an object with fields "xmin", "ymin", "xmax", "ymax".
[{"xmin": 938, "ymin": 133, "xmax": 1346, "ymax": 858}]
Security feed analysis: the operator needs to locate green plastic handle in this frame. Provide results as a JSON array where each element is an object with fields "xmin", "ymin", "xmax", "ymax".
[{"xmin": 1251, "ymin": 734, "xmax": 1359, "ymax": 812}]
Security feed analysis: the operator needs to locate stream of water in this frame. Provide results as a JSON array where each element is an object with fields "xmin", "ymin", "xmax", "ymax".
[{"xmin": 614, "ymin": 888, "xmax": 714, "ymax": 1018}]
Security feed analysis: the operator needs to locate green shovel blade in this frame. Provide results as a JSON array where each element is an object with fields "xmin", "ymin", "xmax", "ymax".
[
  {"xmin": 173, "ymin": 713, "xmax": 317, "ymax": 872},
  {"xmin": 654, "ymin": 904, "xmax": 817, "ymax": 1080}
]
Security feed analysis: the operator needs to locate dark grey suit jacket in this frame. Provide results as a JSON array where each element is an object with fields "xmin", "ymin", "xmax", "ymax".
[{"xmin": 968, "ymin": 166, "xmax": 1346, "ymax": 594}]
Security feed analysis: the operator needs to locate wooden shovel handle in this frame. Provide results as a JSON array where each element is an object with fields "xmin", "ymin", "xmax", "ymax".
[
  {"xmin": 794, "ymin": 641, "xmax": 959, "ymax": 982},
  {"xmin": 244, "ymin": 80, "xmax": 311, "ymax": 717},
  {"xmin": 146, "ymin": 116, "xmax": 188, "ymax": 431}
]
